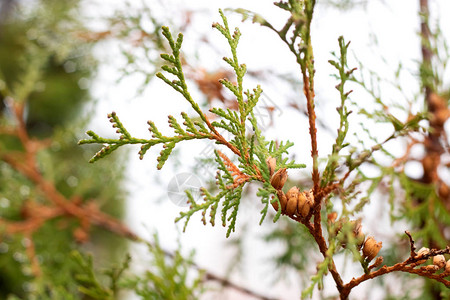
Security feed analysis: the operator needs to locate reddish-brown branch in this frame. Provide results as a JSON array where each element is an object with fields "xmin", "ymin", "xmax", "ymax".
[
  {"xmin": 217, "ymin": 150, "xmax": 254, "ymax": 189},
  {"xmin": 302, "ymin": 71, "xmax": 320, "ymax": 194},
  {"xmin": 340, "ymin": 232, "xmax": 450, "ymax": 299}
]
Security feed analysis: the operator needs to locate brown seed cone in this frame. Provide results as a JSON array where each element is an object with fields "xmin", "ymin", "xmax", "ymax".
[
  {"xmin": 362, "ymin": 236, "xmax": 382, "ymax": 262},
  {"xmin": 285, "ymin": 186, "xmax": 300, "ymax": 215},
  {"xmin": 272, "ymin": 190, "xmax": 287, "ymax": 212},
  {"xmin": 266, "ymin": 156, "xmax": 277, "ymax": 177},
  {"xmin": 433, "ymin": 254, "xmax": 446, "ymax": 269},
  {"xmin": 416, "ymin": 247, "xmax": 430, "ymax": 264},
  {"xmin": 270, "ymin": 168, "xmax": 287, "ymax": 190},
  {"xmin": 298, "ymin": 190, "xmax": 313, "ymax": 218},
  {"xmin": 351, "ymin": 219, "xmax": 365, "ymax": 250},
  {"xmin": 271, "ymin": 196, "xmax": 279, "ymax": 211},
  {"xmin": 445, "ymin": 260, "xmax": 450, "ymax": 273}
]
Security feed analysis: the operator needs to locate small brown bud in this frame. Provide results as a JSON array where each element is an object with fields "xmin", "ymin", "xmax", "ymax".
[
  {"xmin": 327, "ymin": 212, "xmax": 338, "ymax": 224},
  {"xmin": 270, "ymin": 168, "xmax": 287, "ymax": 190},
  {"xmin": 445, "ymin": 260, "xmax": 450, "ymax": 273},
  {"xmin": 362, "ymin": 236, "xmax": 382, "ymax": 262},
  {"xmin": 74, "ymin": 228, "xmax": 89, "ymax": 243},
  {"xmin": 285, "ymin": 186, "xmax": 300, "ymax": 215},
  {"xmin": 416, "ymin": 247, "xmax": 430, "ymax": 264},
  {"xmin": 370, "ymin": 256, "xmax": 384, "ymax": 269},
  {"xmin": 433, "ymin": 255, "xmax": 446, "ymax": 269},
  {"xmin": 266, "ymin": 156, "xmax": 276, "ymax": 177}
]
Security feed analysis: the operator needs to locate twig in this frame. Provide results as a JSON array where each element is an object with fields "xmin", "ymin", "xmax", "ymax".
[
  {"xmin": 340, "ymin": 231, "xmax": 450, "ymax": 299},
  {"xmin": 405, "ymin": 230, "xmax": 417, "ymax": 257}
]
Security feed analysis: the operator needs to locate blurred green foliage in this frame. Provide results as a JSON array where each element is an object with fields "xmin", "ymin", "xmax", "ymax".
[{"xmin": 0, "ymin": 0, "xmax": 127, "ymax": 298}]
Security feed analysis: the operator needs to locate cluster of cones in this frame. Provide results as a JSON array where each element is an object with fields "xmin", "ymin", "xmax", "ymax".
[{"xmin": 267, "ymin": 157, "xmax": 314, "ymax": 219}]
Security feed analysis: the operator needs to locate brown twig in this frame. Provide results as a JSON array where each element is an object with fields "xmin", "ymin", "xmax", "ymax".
[
  {"xmin": 340, "ymin": 231, "xmax": 450, "ymax": 299},
  {"xmin": 405, "ymin": 230, "xmax": 417, "ymax": 257},
  {"xmin": 204, "ymin": 272, "xmax": 278, "ymax": 300}
]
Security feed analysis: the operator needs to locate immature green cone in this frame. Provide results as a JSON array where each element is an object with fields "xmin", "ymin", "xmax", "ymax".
[
  {"xmin": 285, "ymin": 186, "xmax": 300, "ymax": 215},
  {"xmin": 342, "ymin": 219, "xmax": 365, "ymax": 250},
  {"xmin": 362, "ymin": 236, "xmax": 382, "ymax": 262},
  {"xmin": 270, "ymin": 168, "xmax": 287, "ymax": 190}
]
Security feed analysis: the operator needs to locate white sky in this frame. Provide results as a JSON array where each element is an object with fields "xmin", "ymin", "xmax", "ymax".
[{"xmin": 84, "ymin": 1, "xmax": 450, "ymax": 299}]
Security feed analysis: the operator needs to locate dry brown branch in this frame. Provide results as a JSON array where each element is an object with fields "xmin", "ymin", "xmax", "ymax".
[{"xmin": 217, "ymin": 150, "xmax": 252, "ymax": 189}]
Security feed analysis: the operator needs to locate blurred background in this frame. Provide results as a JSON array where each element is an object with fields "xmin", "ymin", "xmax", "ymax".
[{"xmin": 0, "ymin": 0, "xmax": 449, "ymax": 299}]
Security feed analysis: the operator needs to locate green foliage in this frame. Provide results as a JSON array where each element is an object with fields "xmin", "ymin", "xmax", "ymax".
[
  {"xmin": 75, "ymin": 1, "xmax": 449, "ymax": 299},
  {"xmin": 321, "ymin": 36, "xmax": 354, "ymax": 185},
  {"xmin": 264, "ymin": 219, "xmax": 315, "ymax": 280},
  {"xmin": 72, "ymin": 251, "xmax": 131, "ymax": 299},
  {"xmin": 80, "ymin": 9, "xmax": 305, "ymax": 237},
  {"xmin": 71, "ymin": 235, "xmax": 204, "ymax": 300},
  {"xmin": 122, "ymin": 236, "xmax": 205, "ymax": 300},
  {"xmin": 109, "ymin": 1, "xmax": 168, "ymax": 95},
  {"xmin": 0, "ymin": 0, "xmax": 127, "ymax": 298}
]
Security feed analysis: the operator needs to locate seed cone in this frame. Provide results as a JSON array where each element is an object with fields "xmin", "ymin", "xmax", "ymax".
[
  {"xmin": 445, "ymin": 260, "xmax": 450, "ymax": 273},
  {"xmin": 362, "ymin": 236, "xmax": 382, "ymax": 262},
  {"xmin": 416, "ymin": 247, "xmax": 430, "ymax": 264},
  {"xmin": 266, "ymin": 156, "xmax": 277, "ymax": 177},
  {"xmin": 286, "ymin": 186, "xmax": 300, "ymax": 215},
  {"xmin": 270, "ymin": 168, "xmax": 288, "ymax": 190},
  {"xmin": 433, "ymin": 255, "xmax": 446, "ymax": 269},
  {"xmin": 272, "ymin": 191, "xmax": 287, "ymax": 212},
  {"xmin": 352, "ymin": 220, "xmax": 365, "ymax": 250},
  {"xmin": 298, "ymin": 190, "xmax": 313, "ymax": 218}
]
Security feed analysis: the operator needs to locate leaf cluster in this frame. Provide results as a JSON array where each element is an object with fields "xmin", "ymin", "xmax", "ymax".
[{"xmin": 80, "ymin": 10, "xmax": 305, "ymax": 237}]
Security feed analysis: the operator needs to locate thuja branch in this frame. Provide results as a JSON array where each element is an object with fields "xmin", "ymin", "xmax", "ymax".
[
  {"xmin": 79, "ymin": 25, "xmax": 242, "ymax": 165},
  {"xmin": 0, "ymin": 99, "xmax": 273, "ymax": 300},
  {"xmin": 231, "ymin": 2, "xmax": 450, "ymax": 298},
  {"xmin": 340, "ymin": 232, "xmax": 450, "ymax": 299},
  {"xmin": 80, "ymin": 10, "xmax": 304, "ymax": 237}
]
